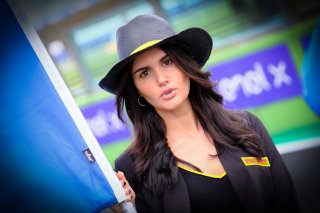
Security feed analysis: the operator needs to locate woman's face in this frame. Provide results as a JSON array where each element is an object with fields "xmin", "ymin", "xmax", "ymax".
[{"xmin": 131, "ymin": 47, "xmax": 190, "ymax": 113}]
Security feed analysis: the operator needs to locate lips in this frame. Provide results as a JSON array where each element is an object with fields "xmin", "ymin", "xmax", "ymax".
[{"xmin": 160, "ymin": 88, "xmax": 176, "ymax": 100}]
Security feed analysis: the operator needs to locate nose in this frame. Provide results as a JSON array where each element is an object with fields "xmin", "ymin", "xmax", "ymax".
[
  {"xmin": 159, "ymin": 78, "xmax": 168, "ymax": 87},
  {"xmin": 155, "ymin": 70, "xmax": 168, "ymax": 87},
  {"xmin": 158, "ymin": 75, "xmax": 168, "ymax": 87}
]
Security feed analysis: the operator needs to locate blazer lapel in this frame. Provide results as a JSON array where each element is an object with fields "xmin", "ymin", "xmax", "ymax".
[
  {"xmin": 220, "ymin": 148, "xmax": 271, "ymax": 213},
  {"xmin": 220, "ymin": 148, "xmax": 257, "ymax": 213},
  {"xmin": 163, "ymin": 172, "xmax": 190, "ymax": 213}
]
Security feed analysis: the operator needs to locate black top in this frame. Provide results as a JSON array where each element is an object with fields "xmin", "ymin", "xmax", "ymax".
[
  {"xmin": 115, "ymin": 111, "xmax": 300, "ymax": 213},
  {"xmin": 179, "ymin": 166, "xmax": 245, "ymax": 213}
]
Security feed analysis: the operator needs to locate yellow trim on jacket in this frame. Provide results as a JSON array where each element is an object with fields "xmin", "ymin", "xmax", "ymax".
[{"xmin": 178, "ymin": 165, "xmax": 226, "ymax": 179}]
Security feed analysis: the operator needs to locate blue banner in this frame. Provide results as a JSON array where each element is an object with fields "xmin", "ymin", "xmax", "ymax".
[
  {"xmin": 301, "ymin": 18, "xmax": 320, "ymax": 116},
  {"xmin": 0, "ymin": 1, "xmax": 125, "ymax": 212},
  {"xmin": 209, "ymin": 44, "xmax": 302, "ymax": 109}
]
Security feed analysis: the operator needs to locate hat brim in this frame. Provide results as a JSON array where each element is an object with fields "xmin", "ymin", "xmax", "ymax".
[{"xmin": 98, "ymin": 28, "xmax": 212, "ymax": 94}]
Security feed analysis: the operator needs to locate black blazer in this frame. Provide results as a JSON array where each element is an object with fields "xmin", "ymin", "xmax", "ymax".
[{"xmin": 115, "ymin": 112, "xmax": 299, "ymax": 213}]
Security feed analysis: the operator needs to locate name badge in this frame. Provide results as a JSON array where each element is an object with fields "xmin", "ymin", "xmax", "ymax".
[{"xmin": 241, "ymin": 157, "xmax": 270, "ymax": 167}]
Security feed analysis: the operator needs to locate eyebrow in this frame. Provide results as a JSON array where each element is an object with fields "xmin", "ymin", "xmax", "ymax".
[{"xmin": 132, "ymin": 54, "xmax": 169, "ymax": 75}]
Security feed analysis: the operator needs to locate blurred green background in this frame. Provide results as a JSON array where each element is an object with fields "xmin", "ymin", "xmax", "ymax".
[{"xmin": 20, "ymin": 0, "xmax": 320, "ymax": 166}]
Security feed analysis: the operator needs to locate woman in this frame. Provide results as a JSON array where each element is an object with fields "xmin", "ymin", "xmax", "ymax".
[{"xmin": 100, "ymin": 14, "xmax": 299, "ymax": 213}]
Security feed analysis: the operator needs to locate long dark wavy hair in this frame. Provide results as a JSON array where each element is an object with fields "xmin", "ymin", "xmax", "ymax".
[{"xmin": 115, "ymin": 44, "xmax": 264, "ymax": 194}]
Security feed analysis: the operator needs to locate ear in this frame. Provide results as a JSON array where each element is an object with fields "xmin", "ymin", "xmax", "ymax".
[{"xmin": 136, "ymin": 89, "xmax": 142, "ymax": 97}]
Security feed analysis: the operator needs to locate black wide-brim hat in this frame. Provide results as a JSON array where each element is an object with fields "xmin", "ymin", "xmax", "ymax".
[{"xmin": 99, "ymin": 14, "xmax": 213, "ymax": 94}]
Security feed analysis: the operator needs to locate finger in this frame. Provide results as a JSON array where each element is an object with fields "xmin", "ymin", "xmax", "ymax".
[
  {"xmin": 121, "ymin": 180, "xmax": 127, "ymax": 187},
  {"xmin": 116, "ymin": 171, "xmax": 125, "ymax": 179},
  {"xmin": 127, "ymin": 195, "xmax": 134, "ymax": 201},
  {"xmin": 125, "ymin": 190, "xmax": 135, "ymax": 202},
  {"xmin": 115, "ymin": 171, "xmax": 135, "ymax": 202},
  {"xmin": 124, "ymin": 188, "xmax": 131, "ymax": 195},
  {"xmin": 124, "ymin": 188, "xmax": 135, "ymax": 197}
]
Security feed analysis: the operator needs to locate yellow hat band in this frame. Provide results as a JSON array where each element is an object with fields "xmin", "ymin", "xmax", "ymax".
[{"xmin": 130, "ymin": 39, "xmax": 162, "ymax": 56}]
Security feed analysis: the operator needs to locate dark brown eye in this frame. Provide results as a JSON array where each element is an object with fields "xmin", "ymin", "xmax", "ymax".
[
  {"xmin": 140, "ymin": 70, "xmax": 149, "ymax": 78},
  {"xmin": 163, "ymin": 58, "xmax": 172, "ymax": 66}
]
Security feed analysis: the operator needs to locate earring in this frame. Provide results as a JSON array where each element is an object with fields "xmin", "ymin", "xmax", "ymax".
[{"xmin": 138, "ymin": 96, "xmax": 147, "ymax": 107}]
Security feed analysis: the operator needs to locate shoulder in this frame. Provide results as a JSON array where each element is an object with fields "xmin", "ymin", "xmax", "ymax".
[
  {"xmin": 114, "ymin": 148, "xmax": 135, "ymax": 179},
  {"xmin": 237, "ymin": 110, "xmax": 265, "ymax": 133},
  {"xmin": 115, "ymin": 148, "xmax": 133, "ymax": 166},
  {"xmin": 235, "ymin": 110, "xmax": 272, "ymax": 145},
  {"xmin": 240, "ymin": 111, "xmax": 277, "ymax": 151}
]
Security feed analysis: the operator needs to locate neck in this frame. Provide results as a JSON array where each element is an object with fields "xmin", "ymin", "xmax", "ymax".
[{"xmin": 158, "ymin": 100, "xmax": 200, "ymax": 141}]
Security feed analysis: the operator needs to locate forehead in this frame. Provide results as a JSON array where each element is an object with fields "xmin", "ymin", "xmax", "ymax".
[{"xmin": 132, "ymin": 47, "xmax": 166, "ymax": 68}]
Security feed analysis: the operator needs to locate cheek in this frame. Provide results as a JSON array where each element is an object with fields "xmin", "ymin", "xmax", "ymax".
[
  {"xmin": 134, "ymin": 79, "xmax": 153, "ymax": 96},
  {"xmin": 181, "ymin": 78, "xmax": 191, "ymax": 98},
  {"xmin": 184, "ymin": 80, "xmax": 191, "ymax": 96},
  {"xmin": 181, "ymin": 74, "xmax": 190, "ymax": 90},
  {"xmin": 132, "ymin": 77, "xmax": 143, "ymax": 91}
]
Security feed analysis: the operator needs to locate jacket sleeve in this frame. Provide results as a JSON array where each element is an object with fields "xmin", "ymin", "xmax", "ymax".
[
  {"xmin": 246, "ymin": 111, "xmax": 300, "ymax": 213},
  {"xmin": 114, "ymin": 150, "xmax": 151, "ymax": 213}
]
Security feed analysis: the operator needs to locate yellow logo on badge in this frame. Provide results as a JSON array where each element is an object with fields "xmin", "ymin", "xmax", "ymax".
[{"xmin": 241, "ymin": 157, "xmax": 270, "ymax": 167}]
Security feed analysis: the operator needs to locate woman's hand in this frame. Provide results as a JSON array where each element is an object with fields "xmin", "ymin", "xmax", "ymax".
[
  {"xmin": 115, "ymin": 171, "xmax": 136, "ymax": 205},
  {"xmin": 110, "ymin": 171, "xmax": 136, "ymax": 213}
]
